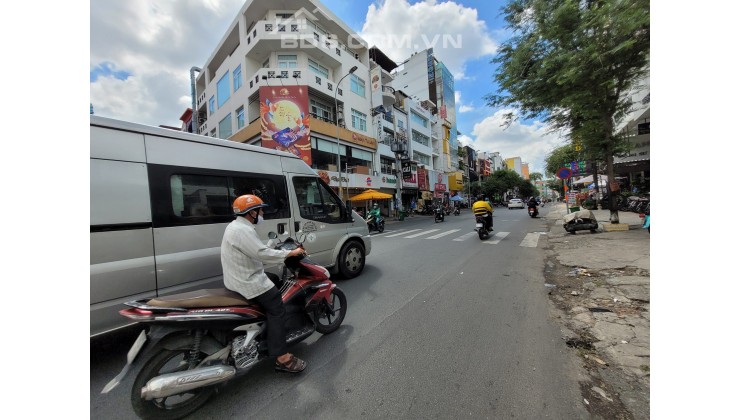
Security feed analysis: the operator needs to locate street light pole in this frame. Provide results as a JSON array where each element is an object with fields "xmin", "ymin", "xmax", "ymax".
[{"xmin": 334, "ymin": 66, "xmax": 358, "ymax": 203}]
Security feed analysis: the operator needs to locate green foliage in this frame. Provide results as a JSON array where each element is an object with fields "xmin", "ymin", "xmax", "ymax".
[
  {"xmin": 486, "ymin": 0, "xmax": 650, "ymax": 176},
  {"xmin": 545, "ymin": 144, "xmax": 578, "ymax": 176}
]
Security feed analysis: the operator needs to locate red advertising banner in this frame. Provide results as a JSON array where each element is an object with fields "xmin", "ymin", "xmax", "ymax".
[
  {"xmin": 417, "ymin": 168, "xmax": 428, "ymax": 190},
  {"xmin": 259, "ymin": 86, "xmax": 311, "ymax": 166},
  {"xmin": 434, "ymin": 183, "xmax": 446, "ymax": 192}
]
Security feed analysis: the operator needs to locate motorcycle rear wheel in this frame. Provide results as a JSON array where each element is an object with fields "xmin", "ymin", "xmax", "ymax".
[
  {"xmin": 131, "ymin": 347, "xmax": 216, "ymax": 420},
  {"xmin": 314, "ymin": 288, "xmax": 347, "ymax": 334},
  {"xmin": 378, "ymin": 223, "xmax": 384, "ymax": 233},
  {"xmin": 478, "ymin": 230, "xmax": 486, "ymax": 240}
]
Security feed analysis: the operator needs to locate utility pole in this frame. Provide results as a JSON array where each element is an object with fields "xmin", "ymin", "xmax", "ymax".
[{"xmin": 390, "ymin": 107, "xmax": 406, "ymax": 218}]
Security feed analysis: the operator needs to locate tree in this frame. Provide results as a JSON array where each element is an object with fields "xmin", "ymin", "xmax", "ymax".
[{"xmin": 485, "ymin": 0, "xmax": 649, "ymax": 223}]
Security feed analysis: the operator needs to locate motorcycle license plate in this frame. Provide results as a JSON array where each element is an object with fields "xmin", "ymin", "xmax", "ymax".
[{"xmin": 476, "ymin": 223, "xmax": 483, "ymax": 228}]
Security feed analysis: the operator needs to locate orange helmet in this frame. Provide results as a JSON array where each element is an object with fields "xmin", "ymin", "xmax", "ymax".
[{"xmin": 232, "ymin": 194, "xmax": 269, "ymax": 216}]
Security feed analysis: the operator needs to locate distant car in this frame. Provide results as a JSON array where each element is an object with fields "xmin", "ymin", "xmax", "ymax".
[{"xmin": 508, "ymin": 198, "xmax": 524, "ymax": 209}]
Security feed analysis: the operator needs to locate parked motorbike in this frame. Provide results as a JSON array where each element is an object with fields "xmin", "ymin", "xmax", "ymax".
[
  {"xmin": 434, "ymin": 207, "xmax": 445, "ymax": 223},
  {"xmin": 528, "ymin": 205, "xmax": 539, "ymax": 218},
  {"xmin": 366, "ymin": 215, "xmax": 385, "ymax": 233},
  {"xmin": 101, "ymin": 232, "xmax": 346, "ymax": 420},
  {"xmin": 453, "ymin": 207, "xmax": 460, "ymax": 216},
  {"xmin": 563, "ymin": 209, "xmax": 599, "ymax": 234},
  {"xmin": 475, "ymin": 212, "xmax": 493, "ymax": 240}
]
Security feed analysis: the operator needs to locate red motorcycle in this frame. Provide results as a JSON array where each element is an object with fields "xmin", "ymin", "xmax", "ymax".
[{"xmin": 102, "ymin": 232, "xmax": 347, "ymax": 419}]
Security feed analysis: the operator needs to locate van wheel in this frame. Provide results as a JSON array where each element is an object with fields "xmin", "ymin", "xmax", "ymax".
[{"xmin": 337, "ymin": 241, "xmax": 365, "ymax": 279}]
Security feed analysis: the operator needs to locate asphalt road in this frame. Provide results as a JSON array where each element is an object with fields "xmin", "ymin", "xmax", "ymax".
[{"xmin": 91, "ymin": 206, "xmax": 588, "ymax": 419}]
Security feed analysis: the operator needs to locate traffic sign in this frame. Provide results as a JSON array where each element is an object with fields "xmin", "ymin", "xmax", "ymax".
[{"xmin": 556, "ymin": 167, "xmax": 572, "ymax": 180}]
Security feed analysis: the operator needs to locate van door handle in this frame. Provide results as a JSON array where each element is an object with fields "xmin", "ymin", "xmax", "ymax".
[
  {"xmin": 294, "ymin": 221, "xmax": 300, "ymax": 232},
  {"xmin": 277, "ymin": 223, "xmax": 286, "ymax": 235}
]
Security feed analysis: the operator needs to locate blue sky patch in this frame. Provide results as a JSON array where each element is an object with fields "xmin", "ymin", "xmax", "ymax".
[{"xmin": 90, "ymin": 62, "xmax": 130, "ymax": 82}]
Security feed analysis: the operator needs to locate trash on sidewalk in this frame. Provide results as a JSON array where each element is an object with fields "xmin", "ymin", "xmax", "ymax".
[
  {"xmin": 585, "ymin": 354, "xmax": 608, "ymax": 365},
  {"xmin": 567, "ymin": 267, "xmax": 591, "ymax": 277},
  {"xmin": 571, "ymin": 291, "xmax": 580, "ymax": 296},
  {"xmin": 544, "ymin": 283, "xmax": 556, "ymax": 289},
  {"xmin": 591, "ymin": 386, "xmax": 613, "ymax": 402},
  {"xmin": 588, "ymin": 307, "xmax": 612, "ymax": 313}
]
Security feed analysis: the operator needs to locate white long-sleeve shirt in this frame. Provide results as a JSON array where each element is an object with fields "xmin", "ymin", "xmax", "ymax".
[{"xmin": 220, "ymin": 217, "xmax": 291, "ymax": 299}]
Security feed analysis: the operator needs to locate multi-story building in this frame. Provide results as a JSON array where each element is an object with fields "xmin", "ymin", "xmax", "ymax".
[
  {"xmin": 521, "ymin": 162, "xmax": 530, "ymax": 180},
  {"xmin": 390, "ymin": 48, "xmax": 462, "ymax": 204},
  {"xmin": 192, "ymin": 0, "xmax": 383, "ymax": 206},
  {"xmin": 613, "ymin": 74, "xmax": 649, "ymax": 193},
  {"xmin": 191, "ymin": 0, "xmax": 465, "ymax": 212},
  {"xmin": 505, "ymin": 157, "xmax": 523, "ymax": 177}
]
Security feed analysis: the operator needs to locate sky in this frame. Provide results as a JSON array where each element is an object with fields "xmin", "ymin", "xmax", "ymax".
[{"xmin": 90, "ymin": 0, "xmax": 570, "ymax": 176}]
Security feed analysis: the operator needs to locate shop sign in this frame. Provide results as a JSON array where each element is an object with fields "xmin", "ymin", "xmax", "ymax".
[{"xmin": 434, "ymin": 183, "xmax": 446, "ymax": 192}]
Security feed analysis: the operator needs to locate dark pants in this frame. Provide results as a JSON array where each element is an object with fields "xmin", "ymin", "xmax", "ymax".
[{"xmin": 253, "ymin": 285, "xmax": 288, "ymax": 358}]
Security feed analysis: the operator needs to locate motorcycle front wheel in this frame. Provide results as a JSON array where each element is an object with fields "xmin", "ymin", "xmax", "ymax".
[
  {"xmin": 314, "ymin": 288, "xmax": 347, "ymax": 334},
  {"xmin": 131, "ymin": 347, "xmax": 216, "ymax": 420}
]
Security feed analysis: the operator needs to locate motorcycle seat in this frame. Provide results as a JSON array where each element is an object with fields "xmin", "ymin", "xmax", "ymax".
[{"xmin": 147, "ymin": 288, "xmax": 252, "ymax": 308}]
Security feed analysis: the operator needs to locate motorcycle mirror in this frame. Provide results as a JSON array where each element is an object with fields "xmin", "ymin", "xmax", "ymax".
[
  {"xmin": 296, "ymin": 232, "xmax": 307, "ymax": 243},
  {"xmin": 268, "ymin": 232, "xmax": 278, "ymax": 239}
]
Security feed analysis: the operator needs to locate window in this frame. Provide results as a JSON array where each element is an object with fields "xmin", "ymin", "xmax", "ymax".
[
  {"xmin": 308, "ymin": 59, "xmax": 329, "ymax": 79},
  {"xmin": 397, "ymin": 119, "xmax": 404, "ymax": 129},
  {"xmin": 310, "ymin": 99, "xmax": 332, "ymax": 122},
  {"xmin": 210, "ymin": 129, "xmax": 216, "ymax": 137},
  {"xmin": 410, "ymin": 110, "xmax": 428, "ymax": 127},
  {"xmin": 413, "ymin": 151, "xmax": 430, "ymax": 166},
  {"xmin": 218, "ymin": 114, "xmax": 232, "ymax": 139},
  {"xmin": 160, "ymin": 169, "xmax": 290, "ymax": 226},
  {"xmin": 412, "ymin": 129, "xmax": 430, "ymax": 147},
  {"xmin": 275, "ymin": 13, "xmax": 293, "ymax": 19},
  {"xmin": 236, "ymin": 106, "xmax": 245, "ymax": 129},
  {"xmin": 262, "ymin": 59, "xmax": 270, "ymax": 68},
  {"xmin": 209, "ymin": 96, "xmax": 215, "ymax": 115},
  {"xmin": 233, "ymin": 65, "xmax": 242, "ymax": 91},
  {"xmin": 278, "ymin": 54, "xmax": 297, "ymax": 69},
  {"xmin": 293, "ymin": 176, "xmax": 346, "ymax": 223},
  {"xmin": 350, "ymin": 74, "xmax": 365, "ymax": 97},
  {"xmin": 351, "ymin": 109, "xmax": 367, "ymax": 132},
  {"xmin": 217, "ymin": 72, "xmax": 231, "ymax": 108},
  {"xmin": 381, "ymin": 157, "xmax": 394, "ymax": 175},
  {"xmin": 380, "ymin": 129, "xmax": 393, "ymax": 146}
]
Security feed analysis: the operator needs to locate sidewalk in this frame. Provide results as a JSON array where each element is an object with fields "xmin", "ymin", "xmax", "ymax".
[{"xmin": 544, "ymin": 203, "xmax": 650, "ymax": 418}]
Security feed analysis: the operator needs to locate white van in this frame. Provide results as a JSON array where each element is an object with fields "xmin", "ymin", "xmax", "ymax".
[{"xmin": 90, "ymin": 116, "xmax": 371, "ymax": 337}]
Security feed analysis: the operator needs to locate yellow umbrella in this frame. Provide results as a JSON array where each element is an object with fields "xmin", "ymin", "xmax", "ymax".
[{"xmin": 349, "ymin": 189, "xmax": 393, "ymax": 201}]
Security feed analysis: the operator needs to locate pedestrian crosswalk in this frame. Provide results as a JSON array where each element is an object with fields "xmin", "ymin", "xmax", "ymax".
[{"xmin": 370, "ymin": 229, "xmax": 543, "ymax": 247}]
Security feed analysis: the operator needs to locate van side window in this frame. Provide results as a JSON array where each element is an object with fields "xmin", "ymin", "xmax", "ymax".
[
  {"xmin": 171, "ymin": 174, "xmax": 231, "ymax": 218},
  {"xmin": 149, "ymin": 164, "xmax": 290, "ymax": 227},
  {"xmin": 294, "ymin": 176, "xmax": 345, "ymax": 223},
  {"xmin": 231, "ymin": 176, "xmax": 289, "ymax": 219}
]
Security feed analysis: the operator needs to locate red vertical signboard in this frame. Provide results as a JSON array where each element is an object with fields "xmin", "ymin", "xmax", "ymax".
[{"xmin": 259, "ymin": 86, "xmax": 311, "ymax": 166}]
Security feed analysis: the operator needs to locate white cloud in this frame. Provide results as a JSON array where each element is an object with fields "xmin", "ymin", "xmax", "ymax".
[
  {"xmin": 455, "ymin": 90, "xmax": 475, "ymax": 113},
  {"xmin": 360, "ymin": 0, "xmax": 497, "ymax": 79},
  {"xmin": 90, "ymin": 0, "xmax": 243, "ymax": 126},
  {"xmin": 469, "ymin": 109, "xmax": 569, "ymax": 176},
  {"xmin": 457, "ymin": 134, "xmax": 474, "ymax": 148}
]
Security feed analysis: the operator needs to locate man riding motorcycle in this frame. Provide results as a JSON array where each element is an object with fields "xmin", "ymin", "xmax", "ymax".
[
  {"xmin": 527, "ymin": 197, "xmax": 539, "ymax": 216},
  {"xmin": 366, "ymin": 203, "xmax": 381, "ymax": 229},
  {"xmin": 472, "ymin": 195, "xmax": 493, "ymax": 231}
]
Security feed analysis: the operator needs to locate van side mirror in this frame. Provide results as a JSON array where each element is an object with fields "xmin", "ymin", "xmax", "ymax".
[{"xmin": 268, "ymin": 232, "xmax": 278, "ymax": 239}]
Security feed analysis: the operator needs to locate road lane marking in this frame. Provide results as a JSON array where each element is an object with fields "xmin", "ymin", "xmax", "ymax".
[
  {"xmin": 426, "ymin": 229, "xmax": 461, "ymax": 239},
  {"xmin": 483, "ymin": 231, "xmax": 510, "ymax": 244},
  {"xmin": 453, "ymin": 232, "xmax": 478, "ymax": 241},
  {"xmin": 404, "ymin": 229, "xmax": 440, "ymax": 238},
  {"xmin": 519, "ymin": 232, "xmax": 541, "ymax": 247},
  {"xmin": 384, "ymin": 229, "xmax": 421, "ymax": 238}
]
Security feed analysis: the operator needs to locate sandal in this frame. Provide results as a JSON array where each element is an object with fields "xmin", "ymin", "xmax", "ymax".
[{"xmin": 274, "ymin": 354, "xmax": 307, "ymax": 373}]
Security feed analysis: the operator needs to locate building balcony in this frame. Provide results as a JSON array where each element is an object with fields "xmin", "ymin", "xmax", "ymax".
[
  {"xmin": 382, "ymin": 85, "xmax": 395, "ymax": 108},
  {"xmin": 245, "ymin": 67, "xmax": 344, "ymax": 104},
  {"xmin": 243, "ymin": 20, "xmax": 363, "ymax": 69}
]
